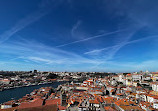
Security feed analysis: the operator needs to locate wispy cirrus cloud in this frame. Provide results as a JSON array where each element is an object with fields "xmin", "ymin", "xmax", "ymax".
[
  {"xmin": 82, "ymin": 25, "xmax": 156, "ymax": 70},
  {"xmin": 0, "ymin": 0, "xmax": 62, "ymax": 44},
  {"xmin": 56, "ymin": 29, "xmax": 125, "ymax": 48},
  {"xmin": 27, "ymin": 57, "xmax": 53, "ymax": 64},
  {"xmin": 71, "ymin": 20, "xmax": 82, "ymax": 37},
  {"xmin": 0, "ymin": 38, "xmax": 102, "ymax": 66},
  {"xmin": 85, "ymin": 34, "xmax": 158, "ymax": 55},
  {"xmin": 26, "ymin": 56, "xmax": 68, "ymax": 64}
]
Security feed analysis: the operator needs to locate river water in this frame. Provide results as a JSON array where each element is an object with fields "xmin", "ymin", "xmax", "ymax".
[{"xmin": 0, "ymin": 81, "xmax": 65, "ymax": 104}]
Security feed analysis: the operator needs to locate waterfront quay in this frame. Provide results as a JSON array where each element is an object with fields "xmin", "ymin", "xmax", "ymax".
[
  {"xmin": 0, "ymin": 70, "xmax": 59, "ymax": 92},
  {"xmin": 0, "ymin": 70, "xmax": 90, "ymax": 92},
  {"xmin": 0, "ymin": 81, "xmax": 65, "ymax": 104}
]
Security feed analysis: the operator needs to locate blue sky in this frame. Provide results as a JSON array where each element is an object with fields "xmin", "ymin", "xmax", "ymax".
[{"xmin": 0, "ymin": 0, "xmax": 158, "ymax": 72}]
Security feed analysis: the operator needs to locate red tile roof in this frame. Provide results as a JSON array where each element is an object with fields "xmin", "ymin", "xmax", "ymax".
[
  {"xmin": 18, "ymin": 98, "xmax": 43, "ymax": 109},
  {"xmin": 58, "ymin": 105, "xmax": 67, "ymax": 110},
  {"xmin": 89, "ymin": 98, "xmax": 99, "ymax": 104},
  {"xmin": 104, "ymin": 106, "xmax": 116, "ymax": 111},
  {"xmin": 45, "ymin": 99, "xmax": 61, "ymax": 106}
]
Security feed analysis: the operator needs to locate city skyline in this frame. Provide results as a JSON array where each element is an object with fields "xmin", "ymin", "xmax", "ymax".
[{"xmin": 0, "ymin": 0, "xmax": 158, "ymax": 72}]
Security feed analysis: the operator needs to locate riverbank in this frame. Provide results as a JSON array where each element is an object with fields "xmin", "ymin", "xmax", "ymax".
[
  {"xmin": 0, "ymin": 81, "xmax": 66, "ymax": 104},
  {"xmin": 0, "ymin": 81, "xmax": 54, "ymax": 91}
]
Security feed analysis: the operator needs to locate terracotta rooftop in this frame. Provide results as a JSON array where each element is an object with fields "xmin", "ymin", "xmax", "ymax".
[
  {"xmin": 58, "ymin": 105, "xmax": 67, "ymax": 110},
  {"xmin": 89, "ymin": 98, "xmax": 99, "ymax": 104},
  {"xmin": 119, "ymin": 105, "xmax": 144, "ymax": 111},
  {"xmin": 104, "ymin": 106, "xmax": 116, "ymax": 111},
  {"xmin": 45, "ymin": 99, "xmax": 61, "ymax": 106},
  {"xmin": 19, "ymin": 104, "xmax": 57, "ymax": 111},
  {"xmin": 18, "ymin": 98, "xmax": 43, "ymax": 109}
]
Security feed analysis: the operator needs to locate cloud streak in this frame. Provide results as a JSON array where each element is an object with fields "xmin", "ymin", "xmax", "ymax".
[
  {"xmin": 56, "ymin": 29, "xmax": 125, "ymax": 48},
  {"xmin": 28, "ymin": 56, "xmax": 53, "ymax": 64},
  {"xmin": 85, "ymin": 35, "xmax": 158, "ymax": 55},
  {"xmin": 71, "ymin": 20, "xmax": 82, "ymax": 37},
  {"xmin": 0, "ymin": 38, "xmax": 102, "ymax": 66},
  {"xmin": 0, "ymin": 0, "xmax": 62, "ymax": 44}
]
